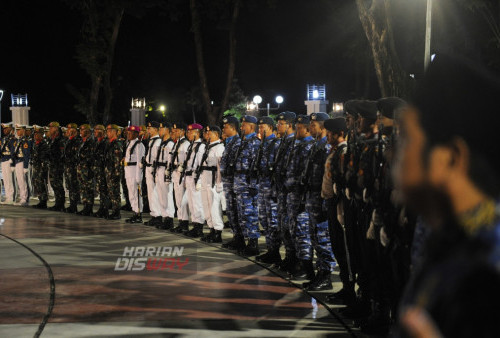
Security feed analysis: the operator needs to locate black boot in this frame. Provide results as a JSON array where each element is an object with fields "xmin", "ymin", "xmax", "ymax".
[
  {"xmin": 126, "ymin": 213, "xmax": 143, "ymax": 224},
  {"xmin": 120, "ymin": 203, "xmax": 132, "ymax": 211},
  {"xmin": 275, "ymin": 252, "xmax": 296, "ymax": 273},
  {"xmin": 256, "ymin": 249, "xmax": 282, "ymax": 265},
  {"xmin": 33, "ymin": 200, "xmax": 47, "ymax": 209},
  {"xmin": 64, "ymin": 201, "xmax": 78, "ymax": 213},
  {"xmin": 106, "ymin": 208, "xmax": 121, "ymax": 220},
  {"xmin": 223, "ymin": 234, "xmax": 246, "ymax": 251},
  {"xmin": 172, "ymin": 220, "xmax": 189, "ymax": 233},
  {"xmin": 360, "ymin": 301, "xmax": 392, "ymax": 335},
  {"xmin": 340, "ymin": 295, "xmax": 372, "ymax": 319},
  {"xmin": 77, "ymin": 204, "xmax": 93, "ymax": 216},
  {"xmin": 290, "ymin": 259, "xmax": 315, "ymax": 280},
  {"xmin": 101, "ymin": 208, "xmax": 109, "ymax": 219},
  {"xmin": 158, "ymin": 217, "xmax": 173, "ymax": 230},
  {"xmin": 201, "ymin": 228, "xmax": 215, "ymax": 242},
  {"xmin": 144, "ymin": 216, "xmax": 161, "ymax": 226},
  {"xmin": 209, "ymin": 230, "xmax": 222, "ymax": 243},
  {"xmin": 325, "ymin": 285, "xmax": 356, "ymax": 305},
  {"xmin": 306, "ymin": 270, "xmax": 333, "ymax": 291},
  {"xmin": 48, "ymin": 199, "xmax": 65, "ymax": 212},
  {"xmin": 93, "ymin": 206, "xmax": 105, "ymax": 218},
  {"xmin": 241, "ymin": 238, "xmax": 260, "ymax": 257},
  {"xmin": 186, "ymin": 223, "xmax": 204, "ymax": 238}
]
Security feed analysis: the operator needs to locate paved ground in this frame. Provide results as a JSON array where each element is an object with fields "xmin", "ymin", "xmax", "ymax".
[{"xmin": 0, "ymin": 202, "xmax": 361, "ymax": 337}]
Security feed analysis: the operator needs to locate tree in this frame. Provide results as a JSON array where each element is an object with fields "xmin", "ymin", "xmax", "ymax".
[
  {"xmin": 355, "ymin": 0, "xmax": 411, "ymax": 98},
  {"xmin": 189, "ymin": 0, "xmax": 242, "ymax": 125}
]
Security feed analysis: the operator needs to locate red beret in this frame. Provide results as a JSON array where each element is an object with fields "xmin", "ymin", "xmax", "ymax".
[
  {"xmin": 188, "ymin": 123, "xmax": 203, "ymax": 130},
  {"xmin": 127, "ymin": 125, "xmax": 140, "ymax": 132}
]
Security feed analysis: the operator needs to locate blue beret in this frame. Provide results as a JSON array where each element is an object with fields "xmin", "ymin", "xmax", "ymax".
[
  {"xmin": 241, "ymin": 115, "xmax": 258, "ymax": 124},
  {"xmin": 344, "ymin": 100, "xmax": 378, "ymax": 119},
  {"xmin": 377, "ymin": 97, "xmax": 406, "ymax": 119},
  {"xmin": 172, "ymin": 122, "xmax": 187, "ymax": 130},
  {"xmin": 222, "ymin": 116, "xmax": 239, "ymax": 126},
  {"xmin": 277, "ymin": 111, "xmax": 296, "ymax": 123},
  {"xmin": 296, "ymin": 114, "xmax": 310, "ymax": 125},
  {"xmin": 310, "ymin": 112, "xmax": 330, "ymax": 122},
  {"xmin": 258, "ymin": 116, "xmax": 275, "ymax": 127}
]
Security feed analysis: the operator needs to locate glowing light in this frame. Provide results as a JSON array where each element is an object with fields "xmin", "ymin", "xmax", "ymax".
[
  {"xmin": 253, "ymin": 95, "xmax": 262, "ymax": 104},
  {"xmin": 431, "ymin": 53, "xmax": 436, "ymax": 62},
  {"xmin": 159, "ymin": 105, "xmax": 166, "ymax": 112},
  {"xmin": 313, "ymin": 90, "xmax": 319, "ymax": 99},
  {"xmin": 275, "ymin": 95, "xmax": 284, "ymax": 104}
]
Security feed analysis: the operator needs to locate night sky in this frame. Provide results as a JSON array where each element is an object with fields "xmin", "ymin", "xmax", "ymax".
[{"xmin": 0, "ymin": 0, "xmax": 487, "ymax": 125}]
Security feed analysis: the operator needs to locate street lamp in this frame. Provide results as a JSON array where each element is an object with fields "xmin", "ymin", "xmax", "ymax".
[{"xmin": 247, "ymin": 94, "xmax": 284, "ymax": 116}]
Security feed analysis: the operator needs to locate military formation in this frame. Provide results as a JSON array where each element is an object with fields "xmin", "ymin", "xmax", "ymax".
[{"xmin": 1, "ymin": 98, "xmax": 414, "ymax": 335}]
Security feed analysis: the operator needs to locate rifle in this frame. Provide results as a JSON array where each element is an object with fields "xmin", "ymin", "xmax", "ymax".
[
  {"xmin": 249, "ymin": 131, "xmax": 266, "ymax": 180},
  {"xmin": 270, "ymin": 134, "xmax": 287, "ymax": 186},
  {"xmin": 178, "ymin": 142, "xmax": 194, "ymax": 184},
  {"xmin": 227, "ymin": 130, "xmax": 244, "ymax": 176},
  {"xmin": 194, "ymin": 141, "xmax": 211, "ymax": 185},
  {"xmin": 165, "ymin": 138, "xmax": 182, "ymax": 182},
  {"xmin": 299, "ymin": 138, "xmax": 318, "ymax": 187}
]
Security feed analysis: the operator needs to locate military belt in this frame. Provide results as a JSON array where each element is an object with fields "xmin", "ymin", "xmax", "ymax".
[
  {"xmin": 145, "ymin": 163, "xmax": 153, "ymax": 167},
  {"xmin": 185, "ymin": 170, "xmax": 193, "ymax": 176},
  {"xmin": 200, "ymin": 166, "xmax": 217, "ymax": 172},
  {"xmin": 156, "ymin": 162, "xmax": 167, "ymax": 167},
  {"xmin": 124, "ymin": 162, "xmax": 137, "ymax": 166}
]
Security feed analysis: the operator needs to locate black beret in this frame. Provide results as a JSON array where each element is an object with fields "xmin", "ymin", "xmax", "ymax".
[
  {"xmin": 414, "ymin": 52, "xmax": 500, "ymax": 173},
  {"xmin": 172, "ymin": 122, "xmax": 187, "ymax": 130},
  {"xmin": 296, "ymin": 114, "xmax": 310, "ymax": 125},
  {"xmin": 258, "ymin": 116, "xmax": 275, "ymax": 127},
  {"xmin": 350, "ymin": 100, "xmax": 378, "ymax": 119},
  {"xmin": 160, "ymin": 121, "xmax": 172, "ymax": 129},
  {"xmin": 310, "ymin": 112, "xmax": 330, "ymax": 122},
  {"xmin": 377, "ymin": 97, "xmax": 407, "ymax": 119},
  {"xmin": 324, "ymin": 117, "xmax": 347, "ymax": 134},
  {"xmin": 208, "ymin": 125, "xmax": 222, "ymax": 135},
  {"xmin": 222, "ymin": 116, "xmax": 239, "ymax": 130},
  {"xmin": 147, "ymin": 121, "xmax": 161, "ymax": 128}
]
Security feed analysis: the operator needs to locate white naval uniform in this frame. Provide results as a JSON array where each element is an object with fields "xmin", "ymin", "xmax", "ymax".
[
  {"xmin": 1, "ymin": 137, "xmax": 15, "ymax": 203},
  {"xmin": 184, "ymin": 138, "xmax": 205, "ymax": 224},
  {"xmin": 172, "ymin": 137, "xmax": 190, "ymax": 221},
  {"xmin": 13, "ymin": 138, "xmax": 29, "ymax": 204},
  {"xmin": 124, "ymin": 138, "xmax": 145, "ymax": 213},
  {"xmin": 155, "ymin": 138, "xmax": 175, "ymax": 218},
  {"xmin": 145, "ymin": 135, "xmax": 161, "ymax": 217},
  {"xmin": 200, "ymin": 140, "xmax": 225, "ymax": 230}
]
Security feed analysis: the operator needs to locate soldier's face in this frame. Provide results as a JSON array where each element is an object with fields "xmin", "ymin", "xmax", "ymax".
[
  {"xmin": 34, "ymin": 133, "xmax": 43, "ymax": 142},
  {"xmin": 127, "ymin": 131, "xmax": 137, "ymax": 141},
  {"xmin": 16, "ymin": 129, "xmax": 24, "ymax": 137},
  {"xmin": 277, "ymin": 120, "xmax": 288, "ymax": 135},
  {"xmin": 296, "ymin": 124, "xmax": 309, "ymax": 139},
  {"xmin": 106, "ymin": 128, "xmax": 117, "ymax": 139},
  {"xmin": 309, "ymin": 121, "xmax": 321, "ymax": 137},
  {"xmin": 241, "ymin": 122, "xmax": 254, "ymax": 135}
]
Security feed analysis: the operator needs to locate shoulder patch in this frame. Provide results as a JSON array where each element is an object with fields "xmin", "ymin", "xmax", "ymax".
[{"xmin": 24, "ymin": 143, "xmax": 29, "ymax": 149}]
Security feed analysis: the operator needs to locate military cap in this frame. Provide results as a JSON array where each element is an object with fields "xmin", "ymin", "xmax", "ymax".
[
  {"xmin": 296, "ymin": 115, "xmax": 310, "ymax": 125},
  {"xmin": 172, "ymin": 122, "xmax": 187, "ymax": 130},
  {"xmin": 66, "ymin": 123, "xmax": 78, "ymax": 129},
  {"xmin": 277, "ymin": 111, "xmax": 296, "ymax": 123},
  {"xmin": 222, "ymin": 116, "xmax": 239, "ymax": 129},
  {"xmin": 107, "ymin": 124, "xmax": 119, "ymax": 131},
  {"xmin": 1, "ymin": 122, "xmax": 13, "ymax": 128},
  {"xmin": 34, "ymin": 126, "xmax": 44, "ymax": 134},
  {"xmin": 241, "ymin": 115, "xmax": 258, "ymax": 124},
  {"xmin": 79, "ymin": 124, "xmax": 91, "ymax": 130},
  {"xmin": 61, "ymin": 127, "xmax": 68, "ymax": 132},
  {"xmin": 310, "ymin": 112, "xmax": 330, "ymax": 122},
  {"xmin": 324, "ymin": 117, "xmax": 347, "ymax": 134},
  {"xmin": 377, "ymin": 97, "xmax": 407, "ymax": 119},
  {"xmin": 25, "ymin": 125, "xmax": 33, "ymax": 130},
  {"xmin": 344, "ymin": 100, "xmax": 378, "ymax": 119},
  {"xmin": 160, "ymin": 121, "xmax": 172, "ymax": 129},
  {"xmin": 258, "ymin": 116, "xmax": 275, "ymax": 128},
  {"xmin": 48, "ymin": 121, "xmax": 60, "ymax": 128},
  {"xmin": 127, "ymin": 125, "xmax": 140, "ymax": 133},
  {"xmin": 187, "ymin": 123, "xmax": 203, "ymax": 130},
  {"xmin": 207, "ymin": 125, "xmax": 221, "ymax": 135},
  {"xmin": 43, "ymin": 126, "xmax": 50, "ymax": 132},
  {"xmin": 147, "ymin": 121, "xmax": 160, "ymax": 128},
  {"xmin": 94, "ymin": 124, "xmax": 105, "ymax": 131},
  {"xmin": 32, "ymin": 124, "xmax": 43, "ymax": 131},
  {"xmin": 15, "ymin": 124, "xmax": 26, "ymax": 130}
]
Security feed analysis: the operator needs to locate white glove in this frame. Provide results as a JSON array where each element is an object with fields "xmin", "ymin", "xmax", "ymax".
[
  {"xmin": 196, "ymin": 182, "xmax": 202, "ymax": 191},
  {"xmin": 333, "ymin": 183, "xmax": 337, "ymax": 195},
  {"xmin": 24, "ymin": 168, "xmax": 28, "ymax": 174},
  {"xmin": 363, "ymin": 188, "xmax": 369, "ymax": 203},
  {"xmin": 345, "ymin": 188, "xmax": 352, "ymax": 200},
  {"xmin": 10, "ymin": 166, "xmax": 15, "ymax": 173},
  {"xmin": 139, "ymin": 162, "xmax": 143, "ymax": 169},
  {"xmin": 366, "ymin": 209, "xmax": 376, "ymax": 240},
  {"xmin": 136, "ymin": 177, "xmax": 142, "ymax": 185},
  {"xmin": 216, "ymin": 183, "xmax": 223, "ymax": 193},
  {"xmin": 9, "ymin": 159, "xmax": 13, "ymax": 165},
  {"xmin": 178, "ymin": 166, "xmax": 184, "ymax": 173}
]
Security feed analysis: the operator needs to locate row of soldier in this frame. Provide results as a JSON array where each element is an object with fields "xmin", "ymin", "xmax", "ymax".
[{"xmin": 0, "ymin": 98, "xmax": 410, "ymax": 334}]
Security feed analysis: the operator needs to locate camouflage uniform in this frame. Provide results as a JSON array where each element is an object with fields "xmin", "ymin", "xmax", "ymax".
[
  {"xmin": 31, "ymin": 136, "xmax": 49, "ymax": 203},
  {"xmin": 220, "ymin": 132, "xmax": 241, "ymax": 233},
  {"xmin": 105, "ymin": 136, "xmax": 123, "ymax": 212},
  {"xmin": 77, "ymin": 132, "xmax": 96, "ymax": 208},
  {"xmin": 63, "ymin": 128, "xmax": 81, "ymax": 209},
  {"xmin": 48, "ymin": 131, "xmax": 66, "ymax": 209},
  {"xmin": 93, "ymin": 132, "xmax": 109, "ymax": 216}
]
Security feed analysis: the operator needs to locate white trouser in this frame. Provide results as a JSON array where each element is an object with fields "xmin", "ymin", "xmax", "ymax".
[
  {"xmin": 1, "ymin": 161, "xmax": 15, "ymax": 202},
  {"xmin": 200, "ymin": 173, "xmax": 223, "ymax": 230},
  {"xmin": 185, "ymin": 176, "xmax": 205, "ymax": 224},
  {"xmin": 155, "ymin": 167, "xmax": 168, "ymax": 218},
  {"xmin": 125, "ymin": 166, "xmax": 142, "ymax": 213},
  {"xmin": 14, "ymin": 162, "xmax": 28, "ymax": 203},
  {"xmin": 145, "ymin": 166, "xmax": 161, "ymax": 217},
  {"xmin": 221, "ymin": 189, "xmax": 227, "ymax": 211},
  {"xmin": 167, "ymin": 182, "xmax": 175, "ymax": 218},
  {"xmin": 173, "ymin": 171, "xmax": 189, "ymax": 221}
]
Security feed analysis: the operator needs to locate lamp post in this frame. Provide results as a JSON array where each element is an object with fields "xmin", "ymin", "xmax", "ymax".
[
  {"xmin": 130, "ymin": 97, "xmax": 146, "ymax": 126},
  {"xmin": 424, "ymin": 0, "xmax": 432, "ymax": 72},
  {"xmin": 247, "ymin": 95, "xmax": 284, "ymax": 116}
]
